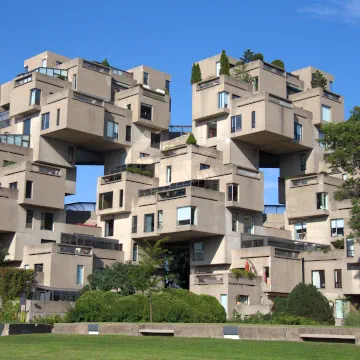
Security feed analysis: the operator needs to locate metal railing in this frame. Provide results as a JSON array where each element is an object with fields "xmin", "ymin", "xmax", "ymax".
[
  {"xmin": 264, "ymin": 205, "xmax": 285, "ymax": 214},
  {"xmin": 106, "ymin": 164, "xmax": 154, "ymax": 176},
  {"xmin": 197, "ymin": 77, "xmax": 220, "ymax": 90},
  {"xmin": 34, "ymin": 67, "xmax": 68, "ymax": 81},
  {"xmin": 323, "ymin": 90, "xmax": 341, "ymax": 102},
  {"xmin": 0, "ymin": 119, "xmax": 11, "ymax": 129},
  {"xmin": 73, "ymin": 92, "xmax": 104, "ymax": 106},
  {"xmin": 263, "ymin": 63, "xmax": 285, "ymax": 76},
  {"xmin": 33, "ymin": 165, "xmax": 61, "ymax": 176},
  {"xmin": 83, "ymin": 60, "xmax": 110, "ymax": 74},
  {"xmin": 195, "ymin": 273, "xmax": 224, "ymax": 285},
  {"xmin": 61, "ymin": 232, "xmax": 122, "ymax": 251},
  {"xmin": 58, "ymin": 245, "xmax": 92, "ymax": 256},
  {"xmin": 286, "ymin": 72, "xmax": 300, "ymax": 80},
  {"xmin": 0, "ymin": 111, "xmax": 10, "ymax": 122},
  {"xmin": 111, "ymin": 66, "xmax": 133, "ymax": 78},
  {"xmin": 0, "ymin": 134, "xmax": 30, "ymax": 148},
  {"xmin": 15, "ymin": 75, "xmax": 32, "ymax": 87},
  {"xmin": 139, "ymin": 179, "xmax": 220, "ymax": 197}
]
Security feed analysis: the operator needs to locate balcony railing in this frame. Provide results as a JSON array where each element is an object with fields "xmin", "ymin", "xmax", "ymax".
[
  {"xmin": 32, "ymin": 164, "xmax": 61, "ymax": 176},
  {"xmin": 263, "ymin": 63, "xmax": 285, "ymax": 76},
  {"xmin": 83, "ymin": 60, "xmax": 110, "ymax": 74},
  {"xmin": 195, "ymin": 273, "xmax": 224, "ymax": 285},
  {"xmin": 15, "ymin": 75, "xmax": 32, "ymax": 87},
  {"xmin": 264, "ymin": 205, "xmax": 285, "ymax": 214},
  {"xmin": 106, "ymin": 164, "xmax": 154, "ymax": 176},
  {"xmin": 291, "ymin": 176, "xmax": 318, "ymax": 187},
  {"xmin": 323, "ymin": 90, "xmax": 341, "ymax": 102},
  {"xmin": 139, "ymin": 179, "xmax": 220, "ymax": 197},
  {"xmin": 269, "ymin": 94, "xmax": 292, "ymax": 109},
  {"xmin": 0, "ymin": 111, "xmax": 10, "ymax": 122},
  {"xmin": 286, "ymin": 72, "xmax": 300, "ymax": 80},
  {"xmin": 0, "ymin": 119, "xmax": 11, "ymax": 129},
  {"xmin": 58, "ymin": 245, "xmax": 92, "ymax": 256},
  {"xmin": 61, "ymin": 232, "xmax": 122, "ymax": 251},
  {"xmin": 73, "ymin": 92, "xmax": 104, "ymax": 106},
  {"xmin": 197, "ymin": 77, "xmax": 220, "ymax": 90},
  {"xmin": 111, "ymin": 66, "xmax": 133, "ymax": 78},
  {"xmin": 0, "ymin": 134, "xmax": 30, "ymax": 148},
  {"xmin": 33, "ymin": 67, "xmax": 68, "ymax": 81}
]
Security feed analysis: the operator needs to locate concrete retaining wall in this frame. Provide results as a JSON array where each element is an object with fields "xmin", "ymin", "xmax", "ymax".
[
  {"xmin": 0, "ymin": 324, "xmax": 53, "ymax": 336},
  {"xmin": 53, "ymin": 323, "xmax": 360, "ymax": 344}
]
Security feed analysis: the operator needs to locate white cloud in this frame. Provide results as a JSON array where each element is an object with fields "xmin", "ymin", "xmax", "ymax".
[{"xmin": 298, "ymin": 0, "xmax": 360, "ymax": 24}]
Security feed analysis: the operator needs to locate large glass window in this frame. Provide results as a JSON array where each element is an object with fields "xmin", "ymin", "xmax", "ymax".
[
  {"xmin": 158, "ymin": 210, "xmax": 163, "ymax": 229},
  {"xmin": 251, "ymin": 111, "xmax": 256, "ymax": 128},
  {"xmin": 119, "ymin": 190, "xmax": 123, "ymax": 207},
  {"xmin": 26, "ymin": 210, "xmax": 33, "ymax": 229},
  {"xmin": 331, "ymin": 219, "xmax": 344, "ymax": 237},
  {"xmin": 143, "ymin": 72, "xmax": 149, "ymax": 85},
  {"xmin": 140, "ymin": 103, "xmax": 152, "ymax": 120},
  {"xmin": 177, "ymin": 206, "xmax": 197, "ymax": 226},
  {"xmin": 216, "ymin": 62, "xmax": 220, "ymax": 76},
  {"xmin": 56, "ymin": 109, "xmax": 60, "ymax": 126},
  {"xmin": 106, "ymin": 121, "xmax": 118, "ymax": 139},
  {"xmin": 322, "ymin": 105, "xmax": 331, "ymax": 122},
  {"xmin": 25, "ymin": 180, "xmax": 33, "ymax": 199},
  {"xmin": 294, "ymin": 123, "xmax": 302, "ymax": 141},
  {"xmin": 73, "ymin": 74, "xmax": 77, "ymax": 89},
  {"xmin": 300, "ymin": 154, "xmax": 307, "ymax": 171},
  {"xmin": 295, "ymin": 222, "xmax": 307, "ymax": 240},
  {"xmin": 227, "ymin": 184, "xmax": 238, "ymax": 202},
  {"xmin": 165, "ymin": 80, "xmax": 170, "ymax": 92},
  {"xmin": 76, "ymin": 265, "xmax": 84, "ymax": 285},
  {"xmin": 30, "ymin": 89, "xmax": 41, "ymax": 105},
  {"xmin": 166, "ymin": 165, "xmax": 172, "ymax": 184},
  {"xmin": 41, "ymin": 212, "xmax": 54, "ymax": 231},
  {"xmin": 126, "ymin": 125, "xmax": 132, "ymax": 142},
  {"xmin": 41, "ymin": 113, "xmax": 50, "ymax": 130},
  {"xmin": 200, "ymin": 163, "xmax": 210, "ymax": 170},
  {"xmin": 232, "ymin": 213, "xmax": 238, "ymax": 232},
  {"xmin": 347, "ymin": 238, "xmax": 354, "ymax": 257},
  {"xmin": 318, "ymin": 130, "xmax": 325, "ymax": 147},
  {"xmin": 253, "ymin": 77, "xmax": 259, "ymax": 91},
  {"xmin": 244, "ymin": 216, "xmax": 254, "ymax": 234},
  {"xmin": 132, "ymin": 243, "xmax": 138, "ymax": 261},
  {"xmin": 151, "ymin": 132, "xmax": 161, "ymax": 148},
  {"xmin": 99, "ymin": 192, "xmax": 113, "ymax": 210},
  {"xmin": 334, "ymin": 269, "xmax": 342, "ymax": 288},
  {"xmin": 35, "ymin": 263, "xmax": 43, "ymax": 272},
  {"xmin": 207, "ymin": 121, "xmax": 217, "ymax": 138},
  {"xmin": 193, "ymin": 242, "xmax": 204, "ymax": 261},
  {"xmin": 316, "ymin": 192, "xmax": 328, "ymax": 210},
  {"xmin": 218, "ymin": 91, "xmax": 229, "ymax": 108},
  {"xmin": 9, "ymin": 182, "xmax": 17, "ymax": 189},
  {"xmin": 231, "ymin": 115, "xmax": 242, "ymax": 133},
  {"xmin": 312, "ymin": 270, "xmax": 325, "ymax": 289},
  {"xmin": 144, "ymin": 213, "xmax": 155, "ymax": 232},
  {"xmin": 105, "ymin": 219, "xmax": 114, "ymax": 237},
  {"xmin": 23, "ymin": 119, "xmax": 31, "ymax": 135},
  {"xmin": 132, "ymin": 216, "xmax": 138, "ymax": 234}
]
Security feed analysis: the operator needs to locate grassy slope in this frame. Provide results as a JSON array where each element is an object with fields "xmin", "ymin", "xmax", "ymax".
[{"xmin": 0, "ymin": 334, "xmax": 359, "ymax": 360}]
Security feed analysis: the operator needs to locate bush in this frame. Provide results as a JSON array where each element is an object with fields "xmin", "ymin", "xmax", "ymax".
[
  {"xmin": 332, "ymin": 238, "xmax": 344, "ymax": 249},
  {"xmin": 272, "ymin": 297, "xmax": 288, "ymax": 315},
  {"xmin": 286, "ymin": 283, "xmax": 334, "ymax": 325},
  {"xmin": 271, "ymin": 59, "xmax": 285, "ymax": 69},
  {"xmin": 186, "ymin": 133, "xmax": 197, "ymax": 145},
  {"xmin": 66, "ymin": 289, "xmax": 226, "ymax": 323},
  {"xmin": 32, "ymin": 314, "xmax": 65, "ymax": 324},
  {"xmin": 252, "ymin": 53, "xmax": 264, "ymax": 61},
  {"xmin": 344, "ymin": 310, "xmax": 360, "ymax": 326},
  {"xmin": 230, "ymin": 268, "xmax": 256, "ymax": 280},
  {"xmin": 126, "ymin": 167, "xmax": 153, "ymax": 177}
]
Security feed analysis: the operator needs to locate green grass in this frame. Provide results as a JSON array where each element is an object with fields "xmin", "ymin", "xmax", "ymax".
[{"xmin": 0, "ymin": 335, "xmax": 359, "ymax": 360}]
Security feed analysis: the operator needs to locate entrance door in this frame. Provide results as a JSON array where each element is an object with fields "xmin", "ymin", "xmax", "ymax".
[
  {"xmin": 335, "ymin": 299, "xmax": 345, "ymax": 319},
  {"xmin": 220, "ymin": 294, "xmax": 228, "ymax": 315}
]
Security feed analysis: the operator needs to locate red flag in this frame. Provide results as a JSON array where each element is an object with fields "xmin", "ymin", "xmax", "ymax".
[{"xmin": 245, "ymin": 260, "xmax": 250, "ymax": 272}]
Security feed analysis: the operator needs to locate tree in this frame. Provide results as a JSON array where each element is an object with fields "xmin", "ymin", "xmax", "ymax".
[
  {"xmin": 190, "ymin": 63, "xmax": 202, "ymax": 84},
  {"xmin": 87, "ymin": 261, "xmax": 137, "ymax": 296},
  {"xmin": 320, "ymin": 106, "xmax": 360, "ymax": 240},
  {"xmin": 271, "ymin": 59, "xmax": 285, "ymax": 69},
  {"xmin": 132, "ymin": 237, "xmax": 171, "ymax": 322},
  {"xmin": 101, "ymin": 58, "xmax": 110, "ymax": 67},
  {"xmin": 252, "ymin": 53, "xmax": 264, "ymax": 61},
  {"xmin": 311, "ymin": 70, "xmax": 327, "ymax": 90},
  {"xmin": 219, "ymin": 50, "xmax": 230, "ymax": 76},
  {"xmin": 0, "ymin": 248, "xmax": 8, "ymax": 266},
  {"xmin": 232, "ymin": 63, "xmax": 253, "ymax": 84},
  {"xmin": 241, "ymin": 49, "xmax": 255, "ymax": 63},
  {"xmin": 186, "ymin": 133, "xmax": 197, "ymax": 145}
]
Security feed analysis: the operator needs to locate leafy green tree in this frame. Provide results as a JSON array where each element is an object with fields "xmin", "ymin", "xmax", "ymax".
[
  {"xmin": 219, "ymin": 50, "xmax": 230, "ymax": 76},
  {"xmin": 252, "ymin": 53, "xmax": 264, "ymax": 61},
  {"xmin": 191, "ymin": 63, "xmax": 202, "ymax": 84},
  {"xmin": 131, "ymin": 237, "xmax": 171, "ymax": 322},
  {"xmin": 0, "ymin": 248, "xmax": 8, "ymax": 265},
  {"xmin": 271, "ymin": 59, "xmax": 285, "ymax": 69},
  {"xmin": 186, "ymin": 133, "xmax": 197, "ymax": 145},
  {"xmin": 101, "ymin": 58, "xmax": 110, "ymax": 67},
  {"xmin": 232, "ymin": 63, "xmax": 253, "ymax": 84},
  {"xmin": 87, "ymin": 261, "xmax": 137, "ymax": 295},
  {"xmin": 320, "ymin": 106, "xmax": 360, "ymax": 240},
  {"xmin": 311, "ymin": 70, "xmax": 327, "ymax": 90},
  {"xmin": 241, "ymin": 49, "xmax": 255, "ymax": 63}
]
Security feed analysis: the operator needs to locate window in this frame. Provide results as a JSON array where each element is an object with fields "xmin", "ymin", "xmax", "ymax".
[
  {"xmin": 158, "ymin": 210, "xmax": 163, "ymax": 229},
  {"xmin": 216, "ymin": 62, "xmax": 220, "ymax": 76},
  {"xmin": 218, "ymin": 91, "xmax": 229, "ymax": 108},
  {"xmin": 331, "ymin": 219, "xmax": 344, "ymax": 237},
  {"xmin": 34, "ymin": 264, "xmax": 43, "ymax": 272},
  {"xmin": 41, "ymin": 212, "xmax": 54, "ymax": 231},
  {"xmin": 26, "ymin": 210, "xmax": 33, "ymax": 229},
  {"xmin": 330, "ymin": 81, "xmax": 333, "ymax": 92},
  {"xmin": 41, "ymin": 113, "xmax": 50, "ymax": 130},
  {"xmin": 193, "ymin": 242, "xmax": 204, "ymax": 261},
  {"xmin": 119, "ymin": 190, "xmax": 123, "ymax": 207},
  {"xmin": 24, "ymin": 66, "xmax": 28, "ymax": 73},
  {"xmin": 56, "ymin": 61, "xmax": 62, "ymax": 66},
  {"xmin": 76, "ymin": 265, "xmax": 84, "ymax": 285},
  {"xmin": 3, "ymin": 160, "xmax": 16, "ymax": 167},
  {"xmin": 316, "ymin": 192, "xmax": 328, "ymax": 210},
  {"xmin": 56, "ymin": 109, "xmax": 60, "ymax": 126},
  {"xmin": 140, "ymin": 103, "xmax": 152, "ymax": 120},
  {"xmin": 200, "ymin": 164, "xmax": 210, "ymax": 170},
  {"xmin": 232, "ymin": 94, "xmax": 241, "ymax": 100},
  {"xmin": 253, "ymin": 77, "xmax": 259, "ymax": 91},
  {"xmin": 23, "ymin": 119, "xmax": 31, "ymax": 135},
  {"xmin": 140, "ymin": 153, "xmax": 150, "ymax": 158},
  {"xmin": 99, "ymin": 192, "xmax": 113, "ymax": 210},
  {"xmin": 227, "ymin": 184, "xmax": 238, "ymax": 202},
  {"xmin": 295, "ymin": 222, "xmax": 307, "ymax": 240},
  {"xmin": 300, "ymin": 154, "xmax": 306, "ymax": 171},
  {"xmin": 322, "ymin": 105, "xmax": 331, "ymax": 122},
  {"xmin": 106, "ymin": 121, "xmax": 118, "ymax": 139},
  {"xmin": 294, "ymin": 123, "xmax": 302, "ymax": 141},
  {"xmin": 144, "ymin": 213, "xmax": 155, "ymax": 232},
  {"xmin": 237, "ymin": 295, "xmax": 249, "ymax": 305},
  {"xmin": 318, "ymin": 130, "xmax": 325, "ymax": 147},
  {"xmin": 132, "ymin": 216, "xmax": 138, "ymax": 234},
  {"xmin": 73, "ymin": 74, "xmax": 77, "ymax": 89},
  {"xmin": 9, "ymin": 182, "xmax": 17, "ymax": 189},
  {"xmin": 177, "ymin": 206, "xmax": 197, "ymax": 226},
  {"xmin": 68, "ymin": 146, "xmax": 74, "ymax": 163},
  {"xmin": 166, "ymin": 165, "xmax": 172, "ymax": 184},
  {"xmin": 105, "ymin": 219, "xmax": 114, "ymax": 237},
  {"xmin": 24, "ymin": 265, "xmax": 29, "ymax": 270},
  {"xmin": 132, "ymin": 243, "xmax": 138, "ymax": 261},
  {"xmin": 169, "ymin": 98, "xmax": 171, "ymax": 112},
  {"xmin": 232, "ymin": 213, "xmax": 238, "ymax": 232},
  {"xmin": 25, "ymin": 181, "xmax": 33, "ymax": 199},
  {"xmin": 346, "ymin": 238, "xmax": 354, "ymax": 257},
  {"xmin": 41, "ymin": 239, "xmax": 55, "ymax": 244},
  {"xmin": 334, "ymin": 269, "xmax": 342, "ymax": 288},
  {"xmin": 231, "ymin": 115, "xmax": 242, "ymax": 133},
  {"xmin": 127, "ymin": 104, "xmax": 131, "ymax": 110},
  {"xmin": 244, "ymin": 216, "xmax": 254, "ymax": 234},
  {"xmin": 165, "ymin": 80, "xmax": 170, "ymax": 92},
  {"xmin": 207, "ymin": 121, "xmax": 217, "ymax": 138},
  {"xmin": 126, "ymin": 125, "xmax": 131, "ymax": 142},
  {"xmin": 42, "ymin": 58, "xmax": 47, "ymax": 67},
  {"xmin": 312, "ymin": 270, "xmax": 325, "ymax": 289},
  {"xmin": 151, "ymin": 132, "xmax": 161, "ymax": 148},
  {"xmin": 143, "ymin": 72, "xmax": 149, "ymax": 85},
  {"xmin": 30, "ymin": 89, "xmax": 41, "ymax": 105},
  {"xmin": 342, "ymin": 174, "xmax": 348, "ymax": 180},
  {"xmin": 251, "ymin": 111, "xmax": 256, "ymax": 128}
]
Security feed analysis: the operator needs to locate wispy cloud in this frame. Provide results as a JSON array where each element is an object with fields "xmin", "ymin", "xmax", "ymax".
[{"xmin": 298, "ymin": 0, "xmax": 360, "ymax": 25}]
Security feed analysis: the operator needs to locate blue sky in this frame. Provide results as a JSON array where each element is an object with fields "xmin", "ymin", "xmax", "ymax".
[{"xmin": 1, "ymin": 0, "xmax": 359, "ymax": 205}]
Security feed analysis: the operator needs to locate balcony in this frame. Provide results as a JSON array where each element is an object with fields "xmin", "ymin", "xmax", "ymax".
[
  {"xmin": 110, "ymin": 66, "xmax": 133, "ymax": 79},
  {"xmin": 0, "ymin": 111, "xmax": 10, "ymax": 129},
  {"xmin": 32, "ymin": 67, "xmax": 69, "ymax": 81},
  {"xmin": 0, "ymin": 134, "xmax": 30, "ymax": 148},
  {"xmin": 263, "ymin": 62, "xmax": 286, "ymax": 77}
]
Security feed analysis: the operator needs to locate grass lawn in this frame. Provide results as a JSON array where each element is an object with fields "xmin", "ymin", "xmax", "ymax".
[{"xmin": 0, "ymin": 335, "xmax": 359, "ymax": 360}]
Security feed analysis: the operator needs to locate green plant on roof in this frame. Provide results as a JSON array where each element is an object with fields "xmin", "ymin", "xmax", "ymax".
[{"xmin": 186, "ymin": 133, "xmax": 197, "ymax": 145}]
